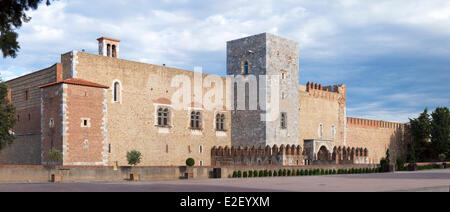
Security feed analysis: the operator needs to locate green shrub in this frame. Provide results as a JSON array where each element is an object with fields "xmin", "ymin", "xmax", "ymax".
[
  {"xmin": 127, "ymin": 150, "xmax": 142, "ymax": 166},
  {"xmin": 273, "ymin": 170, "xmax": 278, "ymax": 177},
  {"xmin": 278, "ymin": 169, "xmax": 282, "ymax": 176},
  {"xmin": 232, "ymin": 171, "xmax": 237, "ymax": 178},
  {"xmin": 287, "ymin": 170, "xmax": 291, "ymax": 176},
  {"xmin": 185, "ymin": 157, "xmax": 195, "ymax": 167},
  {"xmin": 238, "ymin": 170, "xmax": 242, "ymax": 178},
  {"xmin": 320, "ymin": 169, "xmax": 325, "ymax": 175},
  {"xmin": 282, "ymin": 169, "xmax": 287, "ymax": 176},
  {"xmin": 248, "ymin": 170, "xmax": 253, "ymax": 177},
  {"xmin": 308, "ymin": 169, "xmax": 313, "ymax": 175},
  {"xmin": 258, "ymin": 170, "xmax": 263, "ymax": 177},
  {"xmin": 296, "ymin": 170, "xmax": 300, "ymax": 176},
  {"xmin": 333, "ymin": 169, "xmax": 337, "ymax": 174},
  {"xmin": 438, "ymin": 153, "xmax": 446, "ymax": 162},
  {"xmin": 253, "ymin": 170, "xmax": 258, "ymax": 177},
  {"xmin": 48, "ymin": 148, "xmax": 63, "ymax": 163},
  {"xmin": 243, "ymin": 171, "xmax": 248, "ymax": 178},
  {"xmin": 300, "ymin": 170, "xmax": 304, "ymax": 176},
  {"xmin": 264, "ymin": 170, "xmax": 268, "ymax": 177},
  {"xmin": 325, "ymin": 170, "xmax": 329, "ymax": 175},
  {"xmin": 268, "ymin": 170, "xmax": 273, "ymax": 177}
]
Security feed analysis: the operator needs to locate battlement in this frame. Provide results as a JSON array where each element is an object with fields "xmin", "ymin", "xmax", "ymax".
[
  {"xmin": 211, "ymin": 145, "xmax": 304, "ymax": 166},
  {"xmin": 346, "ymin": 117, "xmax": 404, "ymax": 129},
  {"xmin": 302, "ymin": 82, "xmax": 346, "ymax": 102}
]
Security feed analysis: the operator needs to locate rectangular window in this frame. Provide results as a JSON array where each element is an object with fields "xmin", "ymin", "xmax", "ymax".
[
  {"xmin": 280, "ymin": 112, "xmax": 287, "ymax": 128},
  {"xmin": 157, "ymin": 107, "xmax": 170, "ymax": 127},
  {"xmin": 216, "ymin": 114, "xmax": 226, "ymax": 131},
  {"xmin": 81, "ymin": 118, "xmax": 91, "ymax": 127},
  {"xmin": 190, "ymin": 111, "xmax": 201, "ymax": 130},
  {"xmin": 108, "ymin": 144, "xmax": 111, "ymax": 153}
]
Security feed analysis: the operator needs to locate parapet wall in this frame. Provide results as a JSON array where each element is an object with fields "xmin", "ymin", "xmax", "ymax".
[
  {"xmin": 347, "ymin": 117, "xmax": 404, "ymax": 129},
  {"xmin": 304, "ymin": 82, "xmax": 345, "ymax": 101},
  {"xmin": 346, "ymin": 117, "xmax": 408, "ymax": 164},
  {"xmin": 211, "ymin": 145, "xmax": 304, "ymax": 166}
]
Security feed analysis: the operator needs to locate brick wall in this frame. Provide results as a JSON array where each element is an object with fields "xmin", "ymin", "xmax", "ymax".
[{"xmin": 0, "ymin": 64, "xmax": 59, "ymax": 165}]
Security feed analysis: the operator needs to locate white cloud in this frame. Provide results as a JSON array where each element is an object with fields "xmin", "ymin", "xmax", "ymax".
[{"xmin": 1, "ymin": 0, "xmax": 448, "ymax": 122}]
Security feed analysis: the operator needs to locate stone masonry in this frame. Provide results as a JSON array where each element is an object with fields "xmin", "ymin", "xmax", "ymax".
[{"xmin": 0, "ymin": 33, "xmax": 409, "ymax": 166}]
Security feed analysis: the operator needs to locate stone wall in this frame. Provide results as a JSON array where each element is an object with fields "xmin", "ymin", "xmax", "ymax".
[
  {"xmin": 0, "ymin": 163, "xmax": 382, "ymax": 183},
  {"xmin": 226, "ymin": 33, "xmax": 300, "ymax": 148},
  {"xmin": 346, "ymin": 117, "xmax": 409, "ymax": 163},
  {"xmin": 298, "ymin": 82, "xmax": 346, "ymax": 147},
  {"xmin": 0, "ymin": 64, "xmax": 59, "ymax": 165},
  {"xmin": 211, "ymin": 144, "xmax": 304, "ymax": 166},
  {"xmin": 61, "ymin": 51, "xmax": 232, "ymax": 166}
]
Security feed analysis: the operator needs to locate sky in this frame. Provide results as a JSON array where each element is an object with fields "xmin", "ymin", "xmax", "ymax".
[{"xmin": 1, "ymin": 0, "xmax": 449, "ymax": 123}]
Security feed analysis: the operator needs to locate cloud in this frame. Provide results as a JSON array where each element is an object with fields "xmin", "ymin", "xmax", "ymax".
[{"xmin": 0, "ymin": 0, "xmax": 449, "ymax": 122}]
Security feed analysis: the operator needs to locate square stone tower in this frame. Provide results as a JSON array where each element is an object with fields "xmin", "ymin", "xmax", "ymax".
[{"xmin": 227, "ymin": 33, "xmax": 299, "ymax": 147}]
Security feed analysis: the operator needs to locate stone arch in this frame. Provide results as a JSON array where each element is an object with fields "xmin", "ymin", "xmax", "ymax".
[
  {"xmin": 317, "ymin": 146, "xmax": 330, "ymax": 161},
  {"xmin": 286, "ymin": 144, "xmax": 291, "ymax": 155}
]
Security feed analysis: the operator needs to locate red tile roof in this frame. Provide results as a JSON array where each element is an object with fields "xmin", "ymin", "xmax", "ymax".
[
  {"xmin": 97, "ymin": 37, "xmax": 120, "ymax": 42},
  {"xmin": 38, "ymin": 78, "xmax": 109, "ymax": 89}
]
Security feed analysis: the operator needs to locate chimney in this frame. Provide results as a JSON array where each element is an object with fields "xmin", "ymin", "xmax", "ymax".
[{"xmin": 97, "ymin": 37, "xmax": 120, "ymax": 58}]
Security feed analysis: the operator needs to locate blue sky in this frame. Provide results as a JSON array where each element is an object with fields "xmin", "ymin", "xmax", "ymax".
[{"xmin": 1, "ymin": 0, "xmax": 449, "ymax": 123}]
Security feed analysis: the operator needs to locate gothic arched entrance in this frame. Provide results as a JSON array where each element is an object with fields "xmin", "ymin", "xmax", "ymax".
[{"xmin": 317, "ymin": 146, "xmax": 329, "ymax": 161}]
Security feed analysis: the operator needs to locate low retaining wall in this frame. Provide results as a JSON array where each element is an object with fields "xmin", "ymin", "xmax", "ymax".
[{"xmin": 0, "ymin": 164, "xmax": 379, "ymax": 183}]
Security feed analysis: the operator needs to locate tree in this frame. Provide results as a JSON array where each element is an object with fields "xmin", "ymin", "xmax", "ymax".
[
  {"xmin": 430, "ymin": 107, "xmax": 450, "ymax": 159},
  {"xmin": 0, "ymin": 78, "xmax": 16, "ymax": 150},
  {"xmin": 0, "ymin": 0, "xmax": 52, "ymax": 58},
  {"xmin": 126, "ymin": 150, "xmax": 142, "ymax": 166},
  {"xmin": 185, "ymin": 158, "xmax": 195, "ymax": 166},
  {"xmin": 48, "ymin": 148, "xmax": 62, "ymax": 163},
  {"xmin": 409, "ymin": 108, "xmax": 432, "ymax": 160}
]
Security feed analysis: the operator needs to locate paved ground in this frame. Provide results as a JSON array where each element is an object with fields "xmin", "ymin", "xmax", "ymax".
[{"xmin": 0, "ymin": 169, "xmax": 449, "ymax": 192}]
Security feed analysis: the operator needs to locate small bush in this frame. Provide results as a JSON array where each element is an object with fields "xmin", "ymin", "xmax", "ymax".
[
  {"xmin": 325, "ymin": 170, "xmax": 329, "ymax": 175},
  {"xmin": 309, "ymin": 169, "xmax": 313, "ymax": 175},
  {"xmin": 296, "ymin": 170, "xmax": 300, "ymax": 176},
  {"xmin": 243, "ymin": 171, "xmax": 248, "ymax": 178},
  {"xmin": 248, "ymin": 170, "xmax": 253, "ymax": 177},
  {"xmin": 287, "ymin": 170, "xmax": 291, "ymax": 176},
  {"xmin": 232, "ymin": 171, "xmax": 237, "ymax": 178},
  {"xmin": 268, "ymin": 170, "xmax": 273, "ymax": 177},
  {"xmin": 278, "ymin": 169, "xmax": 282, "ymax": 176},
  {"xmin": 300, "ymin": 170, "xmax": 304, "ymax": 176},
  {"xmin": 48, "ymin": 148, "xmax": 63, "ymax": 163},
  {"xmin": 264, "ymin": 170, "xmax": 268, "ymax": 177},
  {"xmin": 127, "ymin": 150, "xmax": 142, "ymax": 166},
  {"xmin": 238, "ymin": 170, "xmax": 242, "ymax": 178},
  {"xmin": 273, "ymin": 170, "xmax": 278, "ymax": 177},
  {"xmin": 282, "ymin": 169, "xmax": 287, "ymax": 176},
  {"xmin": 258, "ymin": 170, "xmax": 263, "ymax": 177},
  {"xmin": 320, "ymin": 169, "xmax": 325, "ymax": 175},
  {"xmin": 185, "ymin": 157, "xmax": 195, "ymax": 167},
  {"xmin": 332, "ymin": 169, "xmax": 336, "ymax": 174},
  {"xmin": 253, "ymin": 170, "xmax": 258, "ymax": 177}
]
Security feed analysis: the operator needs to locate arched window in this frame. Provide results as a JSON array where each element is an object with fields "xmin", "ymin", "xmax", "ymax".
[
  {"xmin": 242, "ymin": 60, "xmax": 249, "ymax": 75},
  {"xmin": 112, "ymin": 45, "xmax": 116, "ymax": 58},
  {"xmin": 190, "ymin": 111, "xmax": 201, "ymax": 129},
  {"xmin": 318, "ymin": 123, "xmax": 324, "ymax": 138},
  {"xmin": 216, "ymin": 113, "xmax": 225, "ymax": 131},
  {"xmin": 107, "ymin": 44, "xmax": 111, "ymax": 57},
  {"xmin": 112, "ymin": 80, "xmax": 121, "ymax": 103},
  {"xmin": 157, "ymin": 107, "xmax": 170, "ymax": 127}
]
